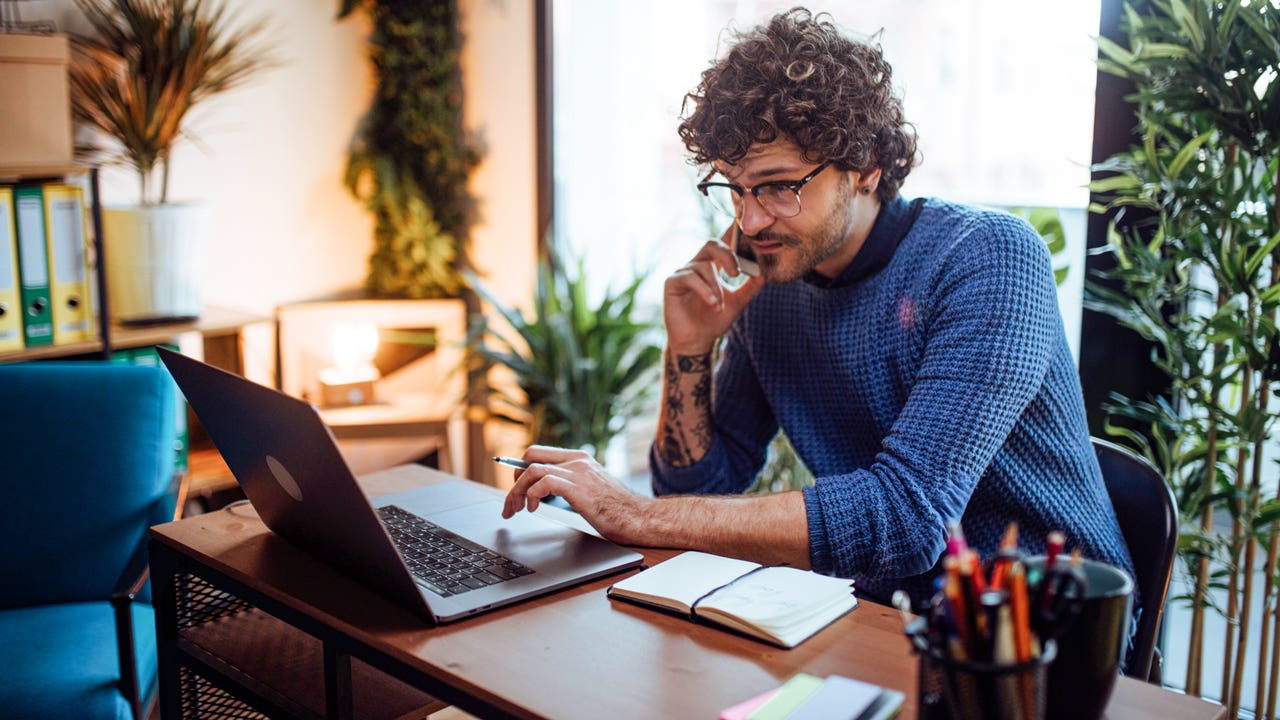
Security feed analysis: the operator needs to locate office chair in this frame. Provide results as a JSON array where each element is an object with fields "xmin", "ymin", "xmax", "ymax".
[
  {"xmin": 1092, "ymin": 436, "xmax": 1179, "ymax": 684},
  {"xmin": 0, "ymin": 363, "xmax": 179, "ymax": 720}
]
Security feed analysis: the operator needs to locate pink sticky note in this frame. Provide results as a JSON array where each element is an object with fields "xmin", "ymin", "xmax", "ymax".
[{"xmin": 719, "ymin": 687, "xmax": 781, "ymax": 720}]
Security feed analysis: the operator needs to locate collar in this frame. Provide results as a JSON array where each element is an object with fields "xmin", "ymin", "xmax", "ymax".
[{"xmin": 804, "ymin": 196, "xmax": 915, "ymax": 289}]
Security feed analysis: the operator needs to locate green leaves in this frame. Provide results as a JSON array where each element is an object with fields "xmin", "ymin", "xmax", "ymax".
[
  {"xmin": 466, "ymin": 246, "xmax": 663, "ymax": 461},
  {"xmin": 1086, "ymin": 0, "xmax": 1280, "ymax": 648},
  {"xmin": 342, "ymin": 0, "xmax": 481, "ymax": 299},
  {"xmin": 1009, "ymin": 207, "xmax": 1070, "ymax": 286}
]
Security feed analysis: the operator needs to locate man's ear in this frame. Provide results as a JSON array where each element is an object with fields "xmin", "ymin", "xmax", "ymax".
[{"xmin": 858, "ymin": 167, "xmax": 884, "ymax": 196}]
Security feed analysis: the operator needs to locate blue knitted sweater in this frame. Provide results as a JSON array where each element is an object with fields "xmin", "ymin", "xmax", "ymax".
[{"xmin": 650, "ymin": 197, "xmax": 1136, "ymax": 605}]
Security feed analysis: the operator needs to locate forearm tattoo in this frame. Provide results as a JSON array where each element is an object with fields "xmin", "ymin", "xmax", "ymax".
[
  {"xmin": 659, "ymin": 351, "xmax": 714, "ymax": 467},
  {"xmin": 677, "ymin": 354, "xmax": 710, "ymax": 373}
]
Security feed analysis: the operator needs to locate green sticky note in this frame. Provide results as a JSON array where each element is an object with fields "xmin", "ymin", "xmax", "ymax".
[{"xmin": 746, "ymin": 673, "xmax": 824, "ymax": 720}]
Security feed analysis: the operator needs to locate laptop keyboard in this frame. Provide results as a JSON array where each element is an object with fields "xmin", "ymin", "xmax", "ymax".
[{"xmin": 377, "ymin": 504, "xmax": 535, "ymax": 597}]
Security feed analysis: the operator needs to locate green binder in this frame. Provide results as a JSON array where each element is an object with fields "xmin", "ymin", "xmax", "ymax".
[
  {"xmin": 12, "ymin": 185, "xmax": 53, "ymax": 347},
  {"xmin": 112, "ymin": 345, "xmax": 190, "ymax": 473}
]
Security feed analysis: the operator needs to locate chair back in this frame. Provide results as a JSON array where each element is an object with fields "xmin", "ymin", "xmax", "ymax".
[
  {"xmin": 0, "ymin": 363, "xmax": 177, "ymax": 608},
  {"xmin": 1092, "ymin": 436, "xmax": 1178, "ymax": 682}
]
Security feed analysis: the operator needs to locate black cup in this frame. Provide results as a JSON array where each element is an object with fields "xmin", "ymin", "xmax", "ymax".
[{"xmin": 1025, "ymin": 556, "xmax": 1133, "ymax": 720}]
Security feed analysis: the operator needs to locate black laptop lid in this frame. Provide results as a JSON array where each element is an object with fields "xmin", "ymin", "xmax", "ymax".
[{"xmin": 157, "ymin": 347, "xmax": 433, "ymax": 620}]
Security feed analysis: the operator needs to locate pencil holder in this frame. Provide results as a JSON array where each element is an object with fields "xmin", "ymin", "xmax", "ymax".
[{"xmin": 917, "ymin": 640, "xmax": 1056, "ymax": 720}]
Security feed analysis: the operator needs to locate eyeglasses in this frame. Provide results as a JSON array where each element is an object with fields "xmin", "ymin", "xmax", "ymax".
[{"xmin": 697, "ymin": 162, "xmax": 830, "ymax": 219}]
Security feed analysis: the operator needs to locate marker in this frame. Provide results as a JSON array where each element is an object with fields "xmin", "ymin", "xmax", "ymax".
[
  {"xmin": 492, "ymin": 456, "xmax": 531, "ymax": 469},
  {"xmin": 1044, "ymin": 530, "xmax": 1065, "ymax": 572},
  {"xmin": 946, "ymin": 520, "xmax": 969, "ymax": 558}
]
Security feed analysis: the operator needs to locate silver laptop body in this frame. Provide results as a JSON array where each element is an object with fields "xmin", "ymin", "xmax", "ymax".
[{"xmin": 158, "ymin": 347, "xmax": 643, "ymax": 623}]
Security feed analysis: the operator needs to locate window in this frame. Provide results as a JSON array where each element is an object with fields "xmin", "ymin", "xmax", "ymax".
[{"xmin": 551, "ymin": 0, "xmax": 1102, "ymax": 356}]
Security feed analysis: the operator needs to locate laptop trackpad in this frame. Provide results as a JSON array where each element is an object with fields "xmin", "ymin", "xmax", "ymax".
[{"xmin": 428, "ymin": 503, "xmax": 594, "ymax": 569}]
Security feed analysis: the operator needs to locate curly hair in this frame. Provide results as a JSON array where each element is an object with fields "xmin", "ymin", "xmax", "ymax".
[{"xmin": 678, "ymin": 7, "xmax": 918, "ymax": 202}]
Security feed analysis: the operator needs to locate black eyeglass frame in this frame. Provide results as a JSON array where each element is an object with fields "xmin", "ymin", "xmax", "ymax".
[{"xmin": 696, "ymin": 162, "xmax": 831, "ymax": 219}]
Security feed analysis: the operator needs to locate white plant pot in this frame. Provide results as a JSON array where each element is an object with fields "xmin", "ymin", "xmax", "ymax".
[{"xmin": 103, "ymin": 203, "xmax": 207, "ymax": 323}]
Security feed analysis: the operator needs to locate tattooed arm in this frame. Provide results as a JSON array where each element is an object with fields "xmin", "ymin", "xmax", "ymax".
[
  {"xmin": 656, "ymin": 237, "xmax": 763, "ymax": 468},
  {"xmin": 498, "ymin": 240, "xmax": 808, "ymax": 567},
  {"xmin": 657, "ymin": 350, "xmax": 714, "ymax": 467}
]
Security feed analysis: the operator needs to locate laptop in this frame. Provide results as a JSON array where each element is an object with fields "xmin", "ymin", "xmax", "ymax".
[{"xmin": 157, "ymin": 347, "xmax": 644, "ymax": 623}]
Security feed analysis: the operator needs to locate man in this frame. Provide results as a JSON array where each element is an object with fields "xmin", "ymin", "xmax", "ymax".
[{"xmin": 502, "ymin": 8, "xmax": 1134, "ymax": 605}]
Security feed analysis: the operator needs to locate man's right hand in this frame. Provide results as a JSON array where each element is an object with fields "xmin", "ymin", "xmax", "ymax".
[{"xmin": 663, "ymin": 227, "xmax": 765, "ymax": 355}]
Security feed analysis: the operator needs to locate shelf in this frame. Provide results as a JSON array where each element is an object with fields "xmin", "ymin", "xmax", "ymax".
[
  {"xmin": 1, "ymin": 339, "xmax": 104, "ymax": 362},
  {"xmin": 0, "ymin": 163, "xmax": 92, "ymax": 183},
  {"xmin": 0, "ymin": 305, "xmax": 271, "ymax": 364},
  {"xmin": 176, "ymin": 593, "xmax": 445, "ymax": 719},
  {"xmin": 112, "ymin": 306, "xmax": 272, "ymax": 347}
]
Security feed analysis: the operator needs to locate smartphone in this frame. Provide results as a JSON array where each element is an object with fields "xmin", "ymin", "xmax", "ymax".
[
  {"xmin": 718, "ymin": 225, "xmax": 759, "ymax": 290},
  {"xmin": 734, "ymin": 228, "xmax": 761, "ymax": 278}
]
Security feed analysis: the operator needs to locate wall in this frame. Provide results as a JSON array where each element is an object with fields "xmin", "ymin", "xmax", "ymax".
[
  {"xmin": 460, "ymin": 0, "xmax": 536, "ymax": 314},
  {"xmin": 21, "ymin": 0, "xmax": 536, "ymax": 320},
  {"xmin": 458, "ymin": 0, "xmax": 538, "ymax": 484}
]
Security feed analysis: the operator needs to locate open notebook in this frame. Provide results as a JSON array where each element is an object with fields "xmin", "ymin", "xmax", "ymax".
[{"xmin": 607, "ymin": 551, "xmax": 857, "ymax": 648}]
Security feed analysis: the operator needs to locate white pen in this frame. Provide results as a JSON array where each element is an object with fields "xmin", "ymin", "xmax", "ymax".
[{"xmin": 492, "ymin": 455, "xmax": 532, "ymax": 469}]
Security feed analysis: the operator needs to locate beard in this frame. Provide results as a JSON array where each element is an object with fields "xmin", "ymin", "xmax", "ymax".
[{"xmin": 753, "ymin": 187, "xmax": 858, "ymax": 284}]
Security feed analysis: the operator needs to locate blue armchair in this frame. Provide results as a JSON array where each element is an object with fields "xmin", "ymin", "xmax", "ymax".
[{"xmin": 0, "ymin": 362, "xmax": 179, "ymax": 720}]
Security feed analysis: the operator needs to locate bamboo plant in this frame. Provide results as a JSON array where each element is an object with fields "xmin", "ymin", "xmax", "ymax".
[{"xmin": 1086, "ymin": 1, "xmax": 1279, "ymax": 716}]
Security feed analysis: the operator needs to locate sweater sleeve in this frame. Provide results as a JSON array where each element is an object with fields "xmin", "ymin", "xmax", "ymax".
[
  {"xmin": 650, "ymin": 321, "xmax": 779, "ymax": 496},
  {"xmin": 805, "ymin": 214, "xmax": 1060, "ymax": 581}
]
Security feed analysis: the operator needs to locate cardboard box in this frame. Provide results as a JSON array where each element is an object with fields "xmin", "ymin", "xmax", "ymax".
[{"xmin": 0, "ymin": 33, "xmax": 73, "ymax": 167}]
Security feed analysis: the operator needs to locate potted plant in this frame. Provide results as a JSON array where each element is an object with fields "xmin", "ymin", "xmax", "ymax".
[
  {"xmin": 1086, "ymin": 0, "xmax": 1277, "ymax": 715},
  {"xmin": 69, "ymin": 0, "xmax": 274, "ymax": 322},
  {"xmin": 466, "ymin": 245, "xmax": 663, "ymax": 468}
]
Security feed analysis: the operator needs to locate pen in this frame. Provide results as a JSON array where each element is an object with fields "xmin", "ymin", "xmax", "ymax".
[
  {"xmin": 891, "ymin": 590, "xmax": 915, "ymax": 628},
  {"xmin": 492, "ymin": 456, "xmax": 532, "ymax": 469},
  {"xmin": 1048, "ymin": 549, "xmax": 1087, "ymax": 631}
]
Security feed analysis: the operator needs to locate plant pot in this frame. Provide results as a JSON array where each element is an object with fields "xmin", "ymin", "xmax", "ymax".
[{"xmin": 103, "ymin": 203, "xmax": 207, "ymax": 323}]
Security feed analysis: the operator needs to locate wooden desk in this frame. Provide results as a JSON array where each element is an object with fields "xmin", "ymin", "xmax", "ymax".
[{"xmin": 149, "ymin": 465, "xmax": 1226, "ymax": 720}]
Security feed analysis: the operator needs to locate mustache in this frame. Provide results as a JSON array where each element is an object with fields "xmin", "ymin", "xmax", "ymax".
[{"xmin": 745, "ymin": 231, "xmax": 799, "ymax": 246}]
